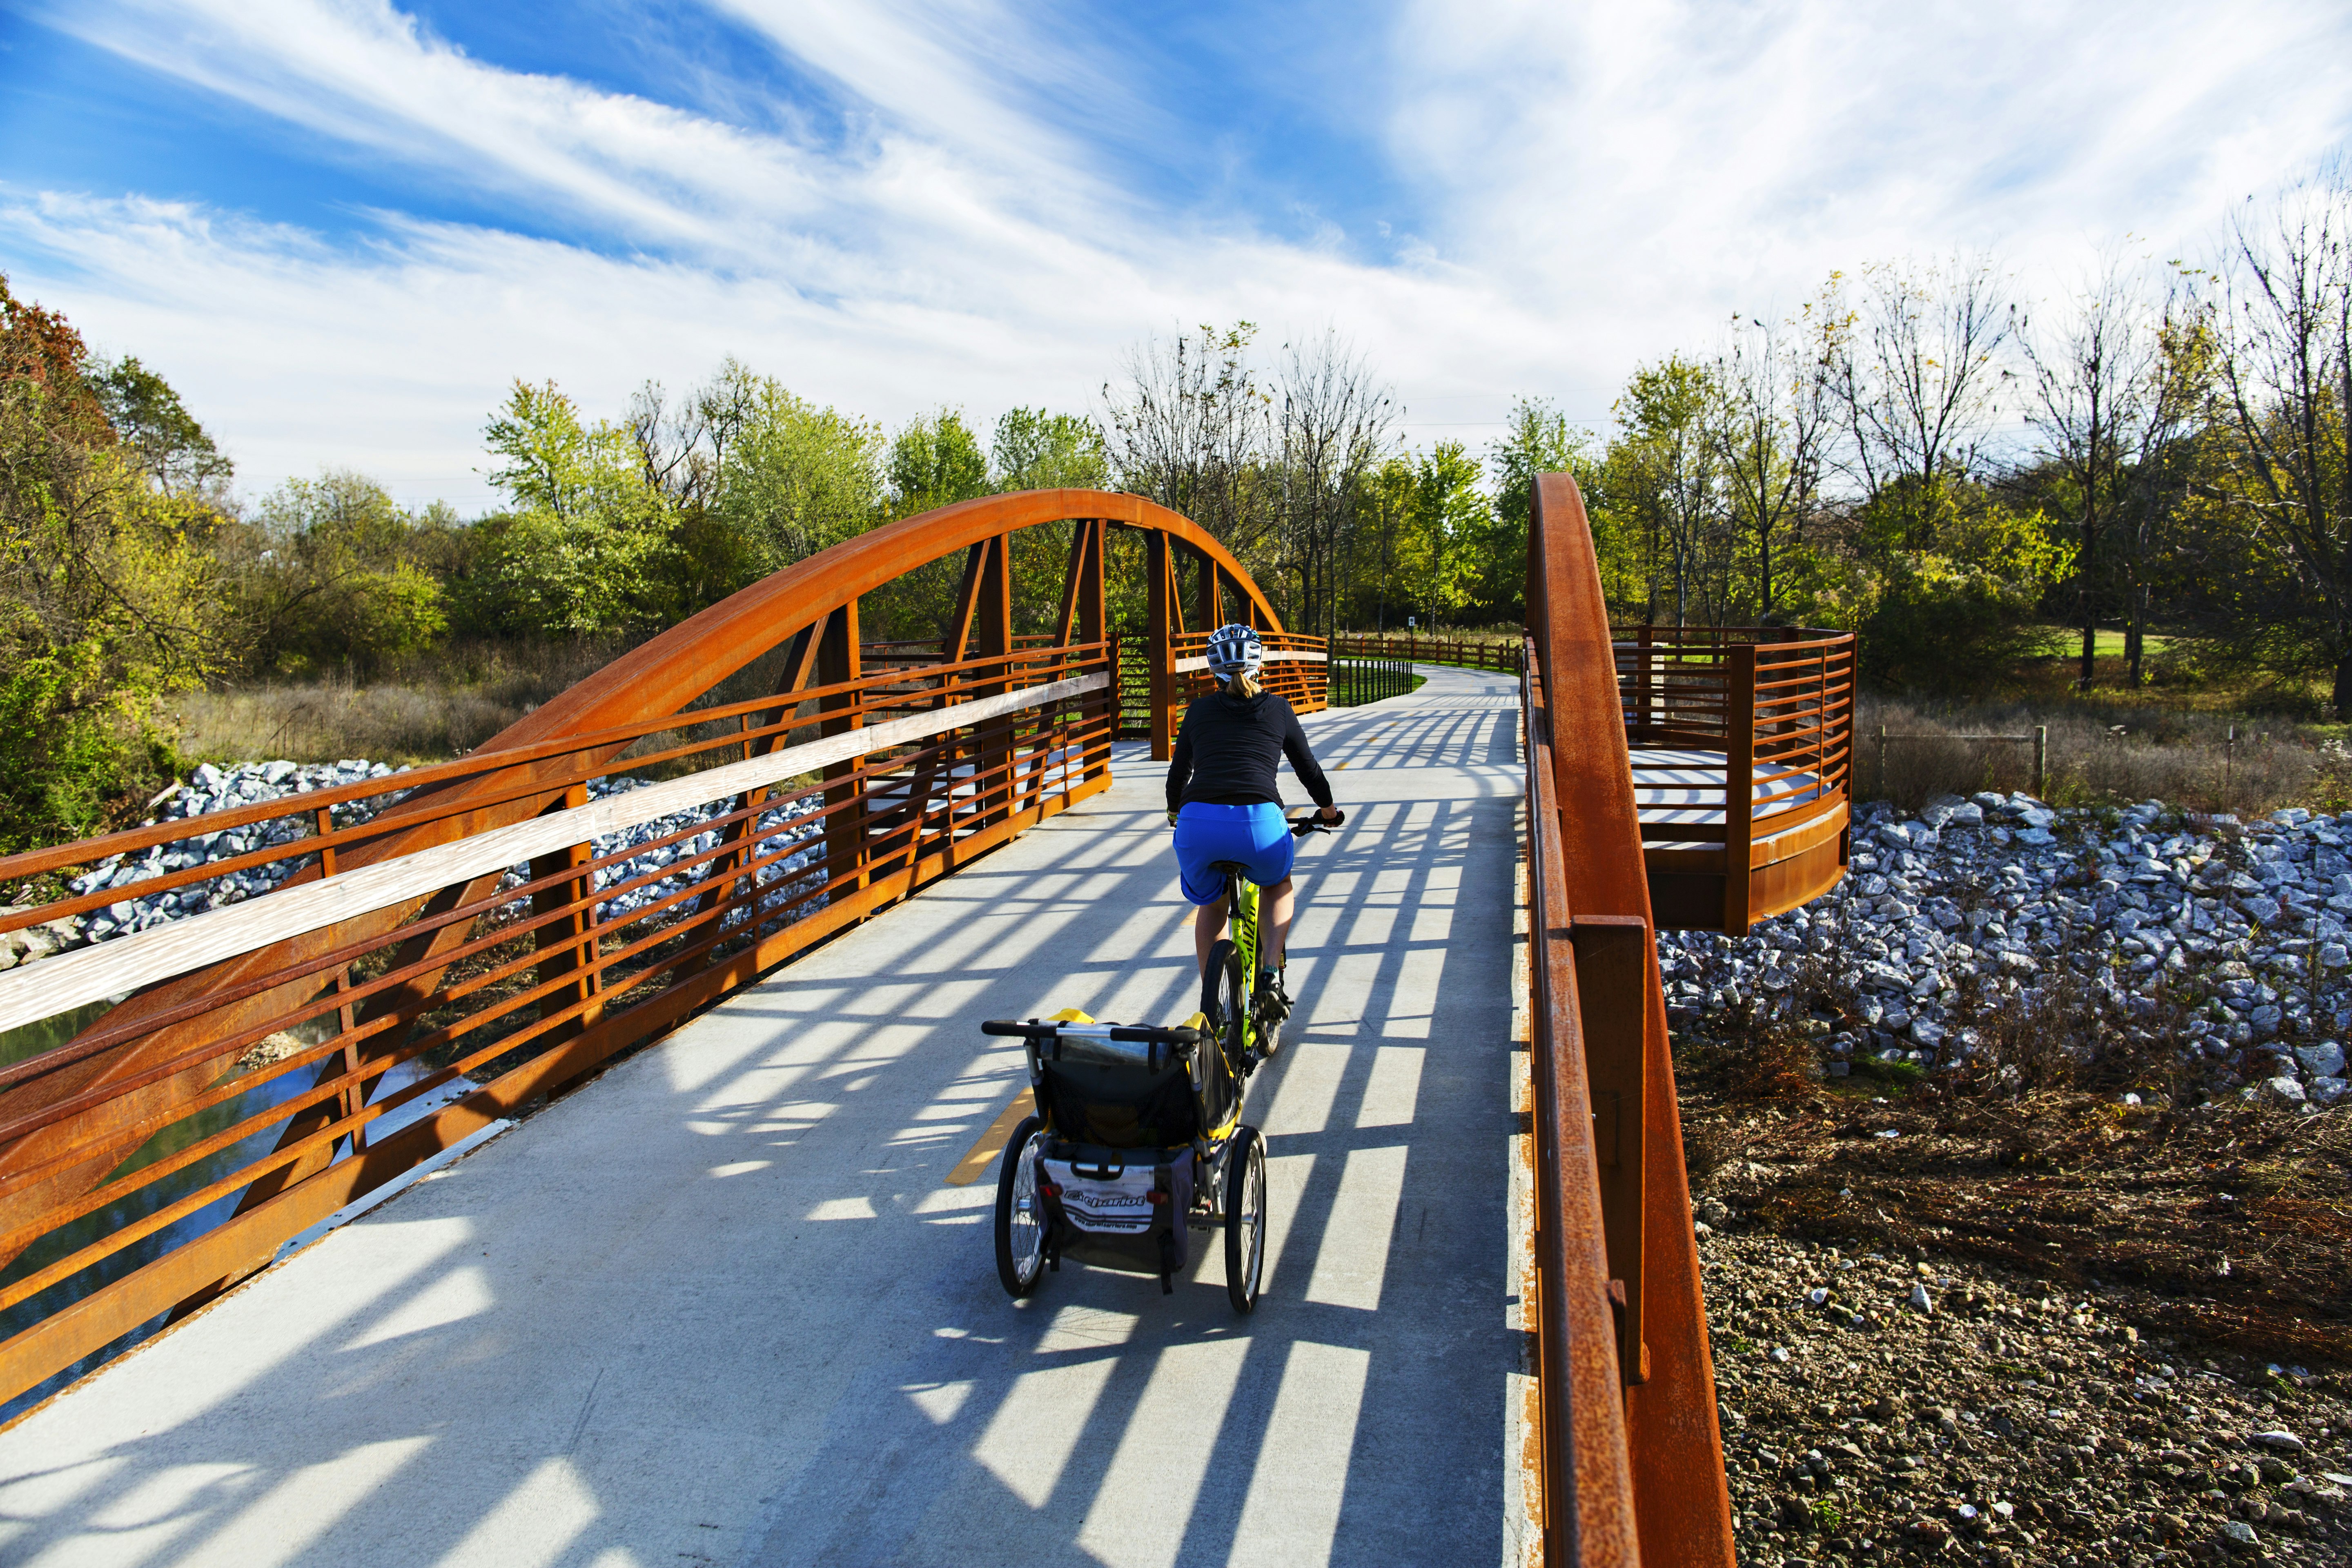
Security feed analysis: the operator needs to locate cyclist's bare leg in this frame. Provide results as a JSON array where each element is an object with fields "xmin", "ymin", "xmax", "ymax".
[
  {"xmin": 1264, "ymin": 877, "xmax": 1294, "ymax": 970},
  {"xmin": 1194, "ymin": 893, "xmax": 1229, "ymax": 977}
]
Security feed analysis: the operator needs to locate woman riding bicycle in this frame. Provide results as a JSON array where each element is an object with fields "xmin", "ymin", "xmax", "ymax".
[{"xmin": 1166, "ymin": 623, "xmax": 1341, "ymax": 1025}]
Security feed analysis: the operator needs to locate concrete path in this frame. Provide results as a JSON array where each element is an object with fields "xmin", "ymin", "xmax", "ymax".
[{"xmin": 0, "ymin": 667, "xmax": 1529, "ymax": 1568}]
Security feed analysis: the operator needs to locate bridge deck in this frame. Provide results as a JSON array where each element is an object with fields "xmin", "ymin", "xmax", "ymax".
[{"xmin": 0, "ymin": 668, "xmax": 1529, "ymax": 1568}]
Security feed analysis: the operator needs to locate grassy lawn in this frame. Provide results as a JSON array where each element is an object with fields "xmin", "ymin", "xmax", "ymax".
[{"xmin": 2029, "ymin": 624, "xmax": 2172, "ymax": 659}]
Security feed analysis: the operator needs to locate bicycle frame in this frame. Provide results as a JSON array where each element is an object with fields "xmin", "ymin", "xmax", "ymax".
[
  {"xmin": 1196, "ymin": 807, "xmax": 1335, "ymax": 1067},
  {"xmin": 1223, "ymin": 869, "xmax": 1262, "ymax": 1058}
]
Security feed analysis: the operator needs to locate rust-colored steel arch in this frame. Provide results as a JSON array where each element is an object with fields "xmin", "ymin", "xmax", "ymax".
[
  {"xmin": 0, "ymin": 489, "xmax": 1299, "ymax": 1408},
  {"xmin": 503, "ymin": 488, "xmax": 1283, "ymax": 749}
]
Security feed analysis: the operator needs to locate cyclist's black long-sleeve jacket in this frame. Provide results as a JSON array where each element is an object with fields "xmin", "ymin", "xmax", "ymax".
[{"xmin": 1165, "ymin": 689, "xmax": 1334, "ymax": 813}]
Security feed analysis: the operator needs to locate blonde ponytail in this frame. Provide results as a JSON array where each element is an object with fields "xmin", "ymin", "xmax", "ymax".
[{"xmin": 1226, "ymin": 671, "xmax": 1262, "ymax": 699}]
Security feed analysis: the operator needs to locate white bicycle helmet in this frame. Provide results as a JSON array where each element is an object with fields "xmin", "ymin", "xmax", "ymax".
[{"xmin": 1204, "ymin": 623, "xmax": 1264, "ymax": 679}]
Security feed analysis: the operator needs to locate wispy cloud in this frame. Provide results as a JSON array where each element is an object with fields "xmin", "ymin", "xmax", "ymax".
[{"xmin": 4, "ymin": 0, "xmax": 2346, "ymax": 509}]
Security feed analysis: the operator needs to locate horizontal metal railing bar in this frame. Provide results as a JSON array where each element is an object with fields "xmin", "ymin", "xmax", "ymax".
[
  {"xmin": 0, "ymin": 674, "xmax": 1108, "ymax": 1037},
  {"xmin": 1877, "ymin": 732, "xmax": 2036, "ymax": 742},
  {"xmin": 0, "ymin": 717, "xmax": 1107, "ymax": 1297},
  {"xmin": 0, "ymin": 744, "xmax": 1113, "ymax": 1405},
  {"xmin": 0, "ymin": 642, "xmax": 1107, "ymax": 937},
  {"xmin": 0, "ymin": 641, "xmax": 1103, "ymax": 907},
  {"xmin": 0, "ymin": 706, "xmax": 1105, "ymax": 1117}
]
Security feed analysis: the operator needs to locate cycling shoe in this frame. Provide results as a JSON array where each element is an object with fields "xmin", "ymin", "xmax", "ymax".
[{"xmin": 1252, "ymin": 970, "xmax": 1292, "ymax": 1038}]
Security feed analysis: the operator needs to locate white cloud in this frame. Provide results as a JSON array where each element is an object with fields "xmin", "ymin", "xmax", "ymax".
[{"xmin": 5, "ymin": 0, "xmax": 2347, "ymax": 510}]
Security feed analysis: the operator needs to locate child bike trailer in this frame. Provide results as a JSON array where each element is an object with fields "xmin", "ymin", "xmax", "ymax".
[{"xmin": 980, "ymin": 1010, "xmax": 1265, "ymax": 1312}]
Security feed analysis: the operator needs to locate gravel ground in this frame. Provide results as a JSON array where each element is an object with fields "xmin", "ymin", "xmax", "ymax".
[
  {"xmin": 1705, "ymin": 1223, "xmax": 2352, "ymax": 1565},
  {"xmin": 1660, "ymin": 793, "xmax": 2352, "ymax": 1110},
  {"xmin": 1679, "ymin": 791, "xmax": 2352, "ymax": 1561}
]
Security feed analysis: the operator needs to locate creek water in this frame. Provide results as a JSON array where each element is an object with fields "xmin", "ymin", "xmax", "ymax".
[{"xmin": 0, "ymin": 1002, "xmax": 472, "ymax": 1423}]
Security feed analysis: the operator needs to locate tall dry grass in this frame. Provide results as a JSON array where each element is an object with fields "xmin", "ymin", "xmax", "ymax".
[
  {"xmin": 1855, "ymin": 690, "xmax": 2338, "ymax": 815},
  {"xmin": 172, "ymin": 636, "xmax": 818, "ymax": 770},
  {"xmin": 173, "ymin": 637, "xmax": 635, "ymax": 765}
]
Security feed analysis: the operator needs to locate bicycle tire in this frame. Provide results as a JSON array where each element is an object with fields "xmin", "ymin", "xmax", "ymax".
[
  {"xmin": 1203, "ymin": 938, "xmax": 1249, "ymax": 1072},
  {"xmin": 1224, "ymin": 1125, "xmax": 1266, "ymax": 1314},
  {"xmin": 994, "ymin": 1116, "xmax": 1047, "ymax": 1298}
]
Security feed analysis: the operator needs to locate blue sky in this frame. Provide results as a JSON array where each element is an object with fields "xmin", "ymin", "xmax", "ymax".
[{"xmin": 3, "ymin": 0, "xmax": 2348, "ymax": 512}]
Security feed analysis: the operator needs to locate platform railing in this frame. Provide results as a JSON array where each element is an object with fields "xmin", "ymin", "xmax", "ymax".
[
  {"xmin": 1615, "ymin": 624, "xmax": 1855, "ymax": 933},
  {"xmin": 1522, "ymin": 474, "xmax": 1734, "ymax": 1566},
  {"xmin": 1615, "ymin": 625, "xmax": 1855, "ymax": 832},
  {"xmin": 1330, "ymin": 631, "xmax": 1519, "ymax": 673},
  {"xmin": 1166, "ymin": 628, "xmax": 1328, "ymax": 717}
]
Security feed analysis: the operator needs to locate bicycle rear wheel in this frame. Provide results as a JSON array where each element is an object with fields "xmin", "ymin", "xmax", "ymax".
[
  {"xmin": 1202, "ymin": 938, "xmax": 1250, "ymax": 1070},
  {"xmin": 1224, "ymin": 1126, "xmax": 1266, "ymax": 1313}
]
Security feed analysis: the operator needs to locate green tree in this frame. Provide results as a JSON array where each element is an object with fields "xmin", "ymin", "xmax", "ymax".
[
  {"xmin": 1485, "ymin": 397, "xmax": 1595, "ymax": 621},
  {"xmin": 469, "ymin": 379, "xmax": 676, "ymax": 634},
  {"xmin": 90, "ymin": 357, "xmax": 233, "ymax": 496},
  {"xmin": 993, "ymin": 408, "xmax": 1107, "ymax": 492},
  {"xmin": 2211, "ymin": 172, "xmax": 2352, "ymax": 714},
  {"xmin": 1855, "ymin": 491, "xmax": 2075, "ymax": 687},
  {"xmin": 886, "ymin": 409, "xmax": 991, "ymax": 518},
  {"xmin": 711, "ymin": 378, "xmax": 885, "ymax": 573},
  {"xmin": 225, "ymin": 470, "xmax": 448, "ymax": 675},
  {"xmin": 1714, "ymin": 308, "xmax": 1837, "ymax": 621},
  {"xmin": 1605, "ymin": 356, "xmax": 1730, "ymax": 625},
  {"xmin": 0, "ymin": 275, "xmax": 227, "ymax": 849},
  {"xmin": 1401, "ymin": 442, "xmax": 1487, "ymax": 627},
  {"xmin": 1103, "ymin": 324, "xmax": 1272, "ymax": 560}
]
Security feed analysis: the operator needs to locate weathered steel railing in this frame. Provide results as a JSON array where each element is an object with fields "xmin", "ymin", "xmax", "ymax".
[
  {"xmin": 0, "ymin": 488, "xmax": 1287, "ymax": 1412},
  {"xmin": 1165, "ymin": 628, "xmax": 1327, "ymax": 732},
  {"xmin": 1331, "ymin": 631, "xmax": 1519, "ymax": 673},
  {"xmin": 1617, "ymin": 624, "xmax": 1855, "ymax": 934},
  {"xmin": 1521, "ymin": 474, "xmax": 1734, "ymax": 1565}
]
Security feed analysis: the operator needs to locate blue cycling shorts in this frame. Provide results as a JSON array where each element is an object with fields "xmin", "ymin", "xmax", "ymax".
[{"xmin": 1172, "ymin": 802, "xmax": 1295, "ymax": 906}]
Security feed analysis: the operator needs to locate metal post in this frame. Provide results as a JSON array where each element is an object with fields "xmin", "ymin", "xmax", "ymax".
[
  {"xmin": 311, "ymin": 804, "xmax": 364, "ymax": 1147},
  {"xmin": 1878, "ymin": 723, "xmax": 1888, "ymax": 801},
  {"xmin": 2034, "ymin": 724, "xmax": 2048, "ymax": 801},
  {"xmin": 819, "ymin": 602, "xmax": 864, "ymax": 893},
  {"xmin": 1723, "ymin": 645, "xmax": 1757, "ymax": 936},
  {"xmin": 1572, "ymin": 914, "xmax": 1650, "ymax": 1388},
  {"xmin": 1145, "ymin": 530, "xmax": 1173, "ymax": 761},
  {"xmin": 973, "ymin": 535, "xmax": 1014, "ymax": 826},
  {"xmin": 1635, "ymin": 626, "xmax": 1655, "ymax": 746},
  {"xmin": 529, "ymin": 782, "xmax": 600, "ymax": 1037},
  {"xmin": 1069, "ymin": 521, "xmax": 1109, "ymax": 784}
]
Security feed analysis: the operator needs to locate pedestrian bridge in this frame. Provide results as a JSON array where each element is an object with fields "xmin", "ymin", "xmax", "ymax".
[{"xmin": 0, "ymin": 483, "xmax": 1853, "ymax": 1565}]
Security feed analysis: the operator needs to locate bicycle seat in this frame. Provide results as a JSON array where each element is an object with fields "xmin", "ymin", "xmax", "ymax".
[{"xmin": 1208, "ymin": 860, "xmax": 1247, "ymax": 874}]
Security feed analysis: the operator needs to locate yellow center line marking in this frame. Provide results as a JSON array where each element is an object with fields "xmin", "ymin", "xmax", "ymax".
[{"xmin": 944, "ymin": 1085, "xmax": 1036, "ymax": 1186}]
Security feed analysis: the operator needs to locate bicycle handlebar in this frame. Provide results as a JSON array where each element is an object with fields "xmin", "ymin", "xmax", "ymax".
[
  {"xmin": 982, "ymin": 1019, "xmax": 1204, "ymax": 1047},
  {"xmin": 1288, "ymin": 807, "xmax": 1345, "ymax": 837}
]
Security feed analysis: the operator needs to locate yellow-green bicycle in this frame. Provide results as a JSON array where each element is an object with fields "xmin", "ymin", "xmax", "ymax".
[{"xmin": 1198, "ymin": 808, "xmax": 1343, "ymax": 1075}]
